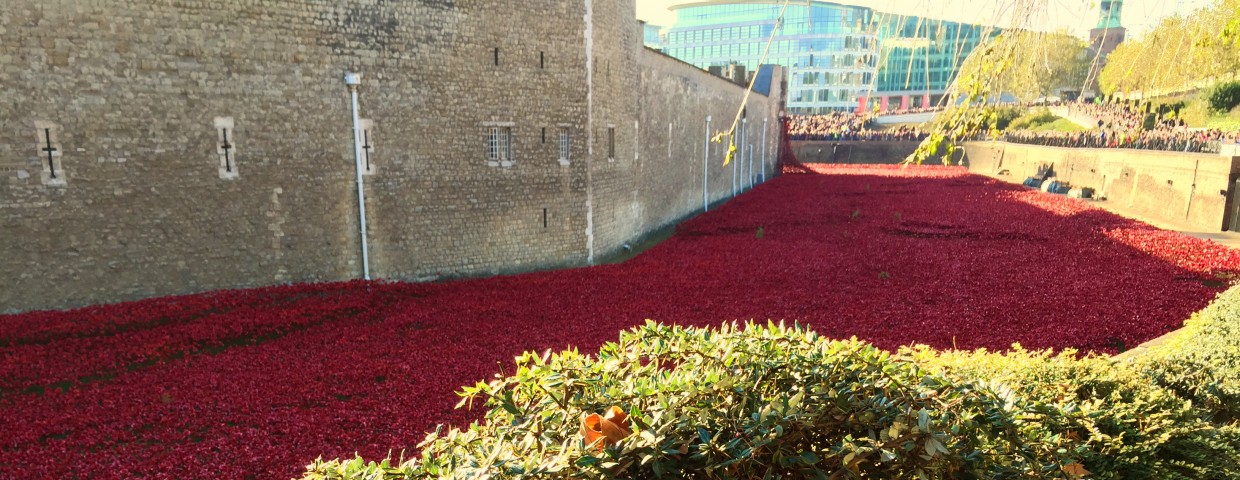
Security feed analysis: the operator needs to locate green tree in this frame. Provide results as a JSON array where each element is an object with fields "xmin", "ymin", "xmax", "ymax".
[
  {"xmin": 1100, "ymin": 0, "xmax": 1240, "ymax": 96},
  {"xmin": 1219, "ymin": 0, "xmax": 1240, "ymax": 45},
  {"xmin": 912, "ymin": 0, "xmax": 1240, "ymax": 164},
  {"xmin": 998, "ymin": 30, "xmax": 1091, "ymax": 101}
]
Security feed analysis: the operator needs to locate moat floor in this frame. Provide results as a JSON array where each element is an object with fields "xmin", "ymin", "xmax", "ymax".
[{"xmin": 4, "ymin": 164, "xmax": 1239, "ymax": 478}]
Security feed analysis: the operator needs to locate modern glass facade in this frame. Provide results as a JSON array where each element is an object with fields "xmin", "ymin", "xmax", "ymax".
[
  {"xmin": 663, "ymin": 1, "xmax": 998, "ymax": 113},
  {"xmin": 667, "ymin": 2, "xmax": 878, "ymax": 113},
  {"xmin": 644, "ymin": 23, "xmax": 667, "ymax": 51},
  {"xmin": 871, "ymin": 15, "xmax": 997, "ymax": 110}
]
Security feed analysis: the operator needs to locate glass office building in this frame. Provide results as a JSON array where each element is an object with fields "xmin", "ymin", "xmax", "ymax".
[
  {"xmin": 644, "ymin": 23, "xmax": 667, "ymax": 52},
  {"xmin": 870, "ymin": 15, "xmax": 997, "ymax": 111},
  {"xmin": 663, "ymin": 1, "xmax": 998, "ymax": 113},
  {"xmin": 667, "ymin": 2, "xmax": 878, "ymax": 113}
]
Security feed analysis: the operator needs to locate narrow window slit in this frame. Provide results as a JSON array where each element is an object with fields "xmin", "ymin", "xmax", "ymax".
[
  {"xmin": 221, "ymin": 128, "xmax": 233, "ymax": 173},
  {"xmin": 359, "ymin": 119, "xmax": 375, "ymax": 175},
  {"xmin": 362, "ymin": 130, "xmax": 373, "ymax": 172},
  {"xmin": 35, "ymin": 121, "xmax": 65, "ymax": 186},
  {"xmin": 41, "ymin": 129, "xmax": 58, "ymax": 179},
  {"xmin": 215, "ymin": 117, "xmax": 238, "ymax": 179},
  {"xmin": 607, "ymin": 126, "xmax": 616, "ymax": 160}
]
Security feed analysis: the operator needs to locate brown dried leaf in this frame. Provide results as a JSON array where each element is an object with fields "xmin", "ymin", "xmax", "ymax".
[{"xmin": 1062, "ymin": 461, "xmax": 1090, "ymax": 478}]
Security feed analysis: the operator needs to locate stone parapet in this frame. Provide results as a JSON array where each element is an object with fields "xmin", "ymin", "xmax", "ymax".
[{"xmin": 963, "ymin": 141, "xmax": 1240, "ymax": 232}]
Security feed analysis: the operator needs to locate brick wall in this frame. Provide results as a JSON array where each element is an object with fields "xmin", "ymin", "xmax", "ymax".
[{"xmin": 0, "ymin": 0, "xmax": 782, "ymax": 312}]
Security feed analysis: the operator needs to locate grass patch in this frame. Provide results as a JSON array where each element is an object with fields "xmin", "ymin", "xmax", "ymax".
[
  {"xmin": 1152, "ymin": 93, "xmax": 1240, "ymax": 130},
  {"xmin": 1007, "ymin": 108, "xmax": 1086, "ymax": 133},
  {"xmin": 1030, "ymin": 118, "xmax": 1087, "ymax": 133}
]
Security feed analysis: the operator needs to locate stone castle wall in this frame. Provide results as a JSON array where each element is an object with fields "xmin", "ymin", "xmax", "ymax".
[
  {"xmin": 792, "ymin": 141, "xmax": 921, "ymax": 165},
  {"xmin": 964, "ymin": 142, "xmax": 1240, "ymax": 232},
  {"xmin": 0, "ymin": 0, "xmax": 783, "ymax": 312}
]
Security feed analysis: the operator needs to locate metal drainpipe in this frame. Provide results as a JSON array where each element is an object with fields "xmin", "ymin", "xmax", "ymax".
[
  {"xmin": 345, "ymin": 72, "xmax": 371, "ymax": 280},
  {"xmin": 737, "ymin": 123, "xmax": 744, "ymax": 192},
  {"xmin": 748, "ymin": 144, "xmax": 754, "ymax": 188},
  {"xmin": 704, "ymin": 116, "xmax": 711, "ymax": 212},
  {"xmin": 761, "ymin": 118, "xmax": 768, "ymax": 183}
]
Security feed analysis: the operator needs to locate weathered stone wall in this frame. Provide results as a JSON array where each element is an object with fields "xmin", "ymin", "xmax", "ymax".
[
  {"xmin": 611, "ymin": 49, "xmax": 782, "ymax": 255},
  {"xmin": 964, "ymin": 142, "xmax": 1240, "ymax": 232},
  {"xmin": 0, "ymin": 0, "xmax": 781, "ymax": 312},
  {"xmin": 577, "ymin": 4, "xmax": 783, "ymax": 261},
  {"xmin": 362, "ymin": 0, "xmax": 592, "ymax": 280},
  {"xmin": 1, "ymin": 0, "xmax": 385, "ymax": 310},
  {"xmin": 793, "ymin": 141, "xmax": 921, "ymax": 165}
]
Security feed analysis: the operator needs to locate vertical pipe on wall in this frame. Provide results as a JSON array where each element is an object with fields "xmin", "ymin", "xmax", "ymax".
[
  {"xmin": 704, "ymin": 116, "xmax": 711, "ymax": 212},
  {"xmin": 735, "ymin": 119, "xmax": 746, "ymax": 196},
  {"xmin": 732, "ymin": 150, "xmax": 738, "ymax": 197},
  {"xmin": 748, "ymin": 144, "xmax": 754, "ymax": 188},
  {"xmin": 741, "ymin": 143, "xmax": 746, "ymax": 189},
  {"xmin": 742, "ymin": 144, "xmax": 748, "ymax": 189},
  {"xmin": 583, "ymin": 0, "xmax": 596, "ymax": 264},
  {"xmin": 761, "ymin": 118, "xmax": 768, "ymax": 183},
  {"xmin": 737, "ymin": 123, "xmax": 744, "ymax": 193},
  {"xmin": 741, "ymin": 125, "xmax": 749, "ymax": 192},
  {"xmin": 743, "ymin": 119, "xmax": 749, "ymax": 190},
  {"xmin": 1185, "ymin": 158, "xmax": 1201, "ymax": 220},
  {"xmin": 345, "ymin": 72, "xmax": 371, "ymax": 281}
]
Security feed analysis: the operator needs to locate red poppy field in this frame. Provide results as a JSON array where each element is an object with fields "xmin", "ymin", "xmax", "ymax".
[{"xmin": 3, "ymin": 164, "xmax": 1239, "ymax": 479}]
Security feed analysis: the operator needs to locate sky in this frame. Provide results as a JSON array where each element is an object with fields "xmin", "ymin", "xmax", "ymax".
[{"xmin": 635, "ymin": 0, "xmax": 1216, "ymax": 39}]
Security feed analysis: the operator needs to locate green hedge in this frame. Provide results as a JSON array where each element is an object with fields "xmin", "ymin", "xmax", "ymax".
[
  {"xmin": 1207, "ymin": 81, "xmax": 1240, "ymax": 114},
  {"xmin": 909, "ymin": 346, "xmax": 1240, "ymax": 479},
  {"xmin": 300, "ymin": 290, "xmax": 1240, "ymax": 480},
  {"xmin": 991, "ymin": 106, "xmax": 1027, "ymax": 131},
  {"xmin": 1134, "ymin": 284, "xmax": 1240, "ymax": 423},
  {"xmin": 1006, "ymin": 108, "xmax": 1058, "ymax": 131}
]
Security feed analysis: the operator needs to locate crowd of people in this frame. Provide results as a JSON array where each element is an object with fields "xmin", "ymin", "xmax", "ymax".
[
  {"xmin": 1004, "ymin": 128, "xmax": 1237, "ymax": 154},
  {"xmin": 864, "ymin": 125, "xmax": 930, "ymax": 142},
  {"xmin": 786, "ymin": 100, "xmax": 1238, "ymax": 154},
  {"xmin": 884, "ymin": 106, "xmax": 945, "ymax": 115},
  {"xmin": 788, "ymin": 113, "xmax": 929, "ymax": 142},
  {"xmin": 788, "ymin": 113, "xmax": 871, "ymax": 140},
  {"xmin": 1063, "ymin": 102, "xmax": 1145, "ymax": 131},
  {"xmin": 1007, "ymin": 100, "xmax": 1239, "ymax": 154}
]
